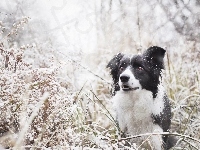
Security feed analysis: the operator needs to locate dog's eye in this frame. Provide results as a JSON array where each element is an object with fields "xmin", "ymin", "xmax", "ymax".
[
  {"xmin": 137, "ymin": 66, "xmax": 144, "ymax": 71},
  {"xmin": 120, "ymin": 66, "xmax": 124, "ymax": 72}
]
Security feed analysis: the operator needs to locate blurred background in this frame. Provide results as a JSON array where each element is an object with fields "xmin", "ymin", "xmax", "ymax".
[{"xmin": 0, "ymin": 0, "xmax": 200, "ymax": 149}]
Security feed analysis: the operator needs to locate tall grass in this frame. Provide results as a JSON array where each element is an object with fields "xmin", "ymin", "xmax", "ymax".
[{"xmin": 0, "ymin": 10, "xmax": 200, "ymax": 150}]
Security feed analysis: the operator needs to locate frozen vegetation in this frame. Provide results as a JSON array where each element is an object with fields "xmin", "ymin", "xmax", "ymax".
[{"xmin": 0, "ymin": 0, "xmax": 200, "ymax": 149}]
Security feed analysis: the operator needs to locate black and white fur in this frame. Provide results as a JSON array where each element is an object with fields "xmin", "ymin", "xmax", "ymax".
[{"xmin": 107, "ymin": 46, "xmax": 174, "ymax": 150}]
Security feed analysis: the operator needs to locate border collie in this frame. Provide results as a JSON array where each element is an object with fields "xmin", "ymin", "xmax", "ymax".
[{"xmin": 107, "ymin": 46, "xmax": 175, "ymax": 150}]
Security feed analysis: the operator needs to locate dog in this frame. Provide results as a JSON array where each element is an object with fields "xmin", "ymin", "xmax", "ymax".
[{"xmin": 107, "ymin": 46, "xmax": 175, "ymax": 149}]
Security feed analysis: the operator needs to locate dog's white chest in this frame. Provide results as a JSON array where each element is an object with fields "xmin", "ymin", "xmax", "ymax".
[{"xmin": 112, "ymin": 89, "xmax": 162, "ymax": 135}]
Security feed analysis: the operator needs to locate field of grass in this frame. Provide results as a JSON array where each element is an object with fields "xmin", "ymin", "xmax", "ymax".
[
  {"xmin": 0, "ymin": 38, "xmax": 199, "ymax": 149},
  {"xmin": 0, "ymin": 2, "xmax": 200, "ymax": 149}
]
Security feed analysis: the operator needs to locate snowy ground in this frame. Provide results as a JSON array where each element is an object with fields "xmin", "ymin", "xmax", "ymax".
[{"xmin": 0, "ymin": 0, "xmax": 200, "ymax": 149}]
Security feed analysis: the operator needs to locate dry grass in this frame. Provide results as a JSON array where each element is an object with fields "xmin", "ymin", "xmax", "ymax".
[{"xmin": 0, "ymin": 15, "xmax": 200, "ymax": 150}]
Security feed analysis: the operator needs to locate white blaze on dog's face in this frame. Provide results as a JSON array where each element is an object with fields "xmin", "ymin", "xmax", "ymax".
[
  {"xmin": 119, "ymin": 66, "xmax": 142, "ymax": 91},
  {"xmin": 107, "ymin": 46, "xmax": 166, "ymax": 98}
]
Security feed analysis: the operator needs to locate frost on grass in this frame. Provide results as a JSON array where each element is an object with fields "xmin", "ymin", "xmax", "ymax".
[
  {"xmin": 1, "ymin": 38, "xmax": 199, "ymax": 149},
  {"xmin": 163, "ymin": 45, "xmax": 200, "ymax": 149},
  {"xmin": 0, "ymin": 3, "xmax": 200, "ymax": 149},
  {"xmin": 0, "ymin": 43, "xmax": 71, "ymax": 147},
  {"xmin": 0, "ymin": 42, "xmax": 117, "ymax": 149},
  {"xmin": 0, "ymin": 20, "xmax": 117, "ymax": 149}
]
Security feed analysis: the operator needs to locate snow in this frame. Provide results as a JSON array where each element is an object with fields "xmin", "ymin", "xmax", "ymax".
[{"xmin": 0, "ymin": 0, "xmax": 200, "ymax": 149}]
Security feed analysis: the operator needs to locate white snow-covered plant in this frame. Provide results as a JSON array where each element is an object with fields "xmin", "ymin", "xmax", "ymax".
[{"xmin": 0, "ymin": 18, "xmax": 116, "ymax": 149}]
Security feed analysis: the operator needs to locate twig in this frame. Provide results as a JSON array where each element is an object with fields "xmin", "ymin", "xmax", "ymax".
[
  {"xmin": 101, "ymin": 132, "xmax": 200, "ymax": 144},
  {"xmin": 57, "ymin": 51, "xmax": 111, "ymax": 85},
  {"xmin": 89, "ymin": 90, "xmax": 120, "ymax": 131},
  {"xmin": 84, "ymin": 90, "xmax": 119, "ymax": 131},
  {"xmin": 85, "ymin": 93, "xmax": 114, "ymax": 124},
  {"xmin": 182, "ymin": 94, "xmax": 200, "ymax": 102},
  {"xmin": 137, "ymin": 134, "xmax": 152, "ymax": 149},
  {"xmin": 182, "ymin": 138, "xmax": 198, "ymax": 150},
  {"xmin": 13, "ymin": 92, "xmax": 49, "ymax": 150},
  {"xmin": 136, "ymin": 0, "xmax": 142, "ymax": 52},
  {"xmin": 73, "ymin": 81, "xmax": 87, "ymax": 104}
]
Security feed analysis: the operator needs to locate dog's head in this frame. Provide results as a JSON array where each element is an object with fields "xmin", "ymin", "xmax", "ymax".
[{"xmin": 107, "ymin": 46, "xmax": 166, "ymax": 97}]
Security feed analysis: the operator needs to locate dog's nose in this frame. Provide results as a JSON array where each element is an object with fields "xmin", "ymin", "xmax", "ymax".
[{"xmin": 120, "ymin": 75, "xmax": 130, "ymax": 82}]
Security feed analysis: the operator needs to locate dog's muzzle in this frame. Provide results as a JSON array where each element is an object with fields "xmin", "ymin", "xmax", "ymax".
[{"xmin": 120, "ymin": 75, "xmax": 139, "ymax": 91}]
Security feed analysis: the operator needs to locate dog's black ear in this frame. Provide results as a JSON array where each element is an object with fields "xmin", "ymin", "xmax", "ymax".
[
  {"xmin": 107, "ymin": 53, "xmax": 124, "ymax": 82},
  {"xmin": 144, "ymin": 46, "xmax": 166, "ymax": 68},
  {"xmin": 107, "ymin": 53, "xmax": 124, "ymax": 95}
]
